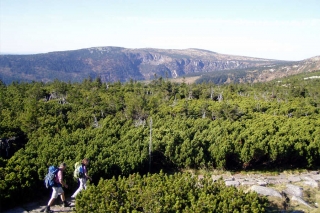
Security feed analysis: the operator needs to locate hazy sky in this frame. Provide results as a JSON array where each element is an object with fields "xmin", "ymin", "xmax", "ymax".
[{"xmin": 1, "ymin": 0, "xmax": 319, "ymax": 60}]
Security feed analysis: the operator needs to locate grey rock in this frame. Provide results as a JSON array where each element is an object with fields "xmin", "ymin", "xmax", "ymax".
[
  {"xmin": 224, "ymin": 177, "xmax": 235, "ymax": 181},
  {"xmin": 257, "ymin": 180, "xmax": 268, "ymax": 186},
  {"xmin": 288, "ymin": 176, "xmax": 301, "ymax": 182},
  {"xmin": 283, "ymin": 184, "xmax": 303, "ymax": 197},
  {"xmin": 311, "ymin": 174, "xmax": 320, "ymax": 181},
  {"xmin": 276, "ymin": 178, "xmax": 290, "ymax": 184},
  {"xmin": 266, "ymin": 179, "xmax": 279, "ymax": 185},
  {"xmin": 249, "ymin": 185, "xmax": 282, "ymax": 198},
  {"xmin": 211, "ymin": 175, "xmax": 222, "ymax": 182},
  {"xmin": 265, "ymin": 176, "xmax": 278, "ymax": 180},
  {"xmin": 302, "ymin": 176, "xmax": 314, "ymax": 181},
  {"xmin": 241, "ymin": 181, "xmax": 257, "ymax": 186},
  {"xmin": 234, "ymin": 178, "xmax": 245, "ymax": 182},
  {"xmin": 225, "ymin": 180, "xmax": 240, "ymax": 187},
  {"xmin": 291, "ymin": 195, "xmax": 313, "ymax": 209},
  {"xmin": 303, "ymin": 180, "xmax": 318, "ymax": 188},
  {"xmin": 301, "ymin": 176, "xmax": 319, "ymax": 187},
  {"xmin": 309, "ymin": 171, "xmax": 319, "ymax": 175},
  {"xmin": 244, "ymin": 178, "xmax": 256, "ymax": 182}
]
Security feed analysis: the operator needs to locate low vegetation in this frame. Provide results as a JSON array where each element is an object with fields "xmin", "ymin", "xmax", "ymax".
[
  {"xmin": 0, "ymin": 71, "xmax": 319, "ymax": 211},
  {"xmin": 76, "ymin": 172, "xmax": 268, "ymax": 212}
]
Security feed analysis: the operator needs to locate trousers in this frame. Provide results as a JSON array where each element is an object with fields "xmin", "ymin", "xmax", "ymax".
[{"xmin": 71, "ymin": 177, "xmax": 87, "ymax": 198}]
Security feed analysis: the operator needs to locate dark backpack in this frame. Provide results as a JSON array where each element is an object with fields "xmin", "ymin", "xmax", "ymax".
[{"xmin": 44, "ymin": 166, "xmax": 59, "ymax": 188}]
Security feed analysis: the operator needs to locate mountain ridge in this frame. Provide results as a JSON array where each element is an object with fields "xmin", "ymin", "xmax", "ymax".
[{"xmin": 0, "ymin": 46, "xmax": 319, "ymax": 84}]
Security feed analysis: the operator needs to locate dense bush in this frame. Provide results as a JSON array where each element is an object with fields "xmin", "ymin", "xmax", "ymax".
[{"xmin": 76, "ymin": 172, "xmax": 268, "ymax": 213}]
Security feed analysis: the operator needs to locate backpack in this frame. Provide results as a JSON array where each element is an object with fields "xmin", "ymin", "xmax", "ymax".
[
  {"xmin": 44, "ymin": 166, "xmax": 59, "ymax": 188},
  {"xmin": 73, "ymin": 161, "xmax": 84, "ymax": 179}
]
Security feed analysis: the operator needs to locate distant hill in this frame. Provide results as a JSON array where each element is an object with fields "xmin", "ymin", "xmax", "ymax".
[
  {"xmin": 186, "ymin": 56, "xmax": 320, "ymax": 84},
  {"xmin": 0, "ymin": 46, "xmax": 319, "ymax": 84}
]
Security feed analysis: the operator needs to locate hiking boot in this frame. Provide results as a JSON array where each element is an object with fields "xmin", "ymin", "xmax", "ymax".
[
  {"xmin": 63, "ymin": 201, "xmax": 71, "ymax": 207},
  {"xmin": 44, "ymin": 206, "xmax": 54, "ymax": 213}
]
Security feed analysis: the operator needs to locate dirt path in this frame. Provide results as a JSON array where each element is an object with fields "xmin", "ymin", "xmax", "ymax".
[{"xmin": 3, "ymin": 197, "xmax": 75, "ymax": 213}]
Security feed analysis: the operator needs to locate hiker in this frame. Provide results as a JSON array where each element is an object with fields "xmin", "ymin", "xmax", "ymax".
[
  {"xmin": 71, "ymin": 158, "xmax": 92, "ymax": 198},
  {"xmin": 45, "ymin": 162, "xmax": 70, "ymax": 213}
]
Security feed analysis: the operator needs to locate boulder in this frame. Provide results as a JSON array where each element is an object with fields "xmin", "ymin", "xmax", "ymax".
[
  {"xmin": 283, "ymin": 184, "xmax": 303, "ymax": 197},
  {"xmin": 225, "ymin": 180, "xmax": 240, "ymax": 187},
  {"xmin": 257, "ymin": 180, "xmax": 267, "ymax": 186},
  {"xmin": 311, "ymin": 174, "xmax": 320, "ymax": 181},
  {"xmin": 241, "ymin": 181, "xmax": 256, "ymax": 186},
  {"xmin": 303, "ymin": 181, "xmax": 318, "ymax": 188},
  {"xmin": 291, "ymin": 195, "xmax": 313, "ymax": 209},
  {"xmin": 248, "ymin": 185, "xmax": 282, "ymax": 198},
  {"xmin": 288, "ymin": 176, "xmax": 301, "ymax": 183},
  {"xmin": 301, "ymin": 176, "xmax": 318, "ymax": 188}
]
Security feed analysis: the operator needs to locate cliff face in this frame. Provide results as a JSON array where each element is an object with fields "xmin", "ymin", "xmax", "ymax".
[
  {"xmin": 121, "ymin": 48, "xmax": 277, "ymax": 81},
  {"xmin": 0, "ymin": 46, "xmax": 300, "ymax": 84}
]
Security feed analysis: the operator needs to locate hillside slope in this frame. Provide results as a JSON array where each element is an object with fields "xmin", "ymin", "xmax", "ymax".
[
  {"xmin": 194, "ymin": 56, "xmax": 320, "ymax": 84},
  {"xmin": 0, "ymin": 47, "xmax": 282, "ymax": 84}
]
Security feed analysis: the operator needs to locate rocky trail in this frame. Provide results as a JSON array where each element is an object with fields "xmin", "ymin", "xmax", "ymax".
[
  {"xmin": 3, "ymin": 170, "xmax": 320, "ymax": 213},
  {"xmin": 3, "ymin": 198, "xmax": 76, "ymax": 213}
]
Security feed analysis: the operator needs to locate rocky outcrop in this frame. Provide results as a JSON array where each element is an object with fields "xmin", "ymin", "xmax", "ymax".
[
  {"xmin": 283, "ymin": 184, "xmax": 303, "ymax": 197},
  {"xmin": 122, "ymin": 48, "xmax": 277, "ymax": 81},
  {"xmin": 212, "ymin": 170, "xmax": 320, "ymax": 210},
  {"xmin": 248, "ymin": 185, "xmax": 283, "ymax": 198}
]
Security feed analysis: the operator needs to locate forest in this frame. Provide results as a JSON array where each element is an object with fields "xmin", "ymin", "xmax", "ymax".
[{"xmin": 0, "ymin": 71, "xmax": 319, "ymax": 211}]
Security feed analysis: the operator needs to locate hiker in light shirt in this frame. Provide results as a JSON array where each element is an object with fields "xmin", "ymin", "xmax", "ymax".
[{"xmin": 71, "ymin": 158, "xmax": 92, "ymax": 198}]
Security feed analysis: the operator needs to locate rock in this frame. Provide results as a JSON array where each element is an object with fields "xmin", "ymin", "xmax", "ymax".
[
  {"xmin": 277, "ymin": 178, "xmax": 290, "ymax": 184},
  {"xmin": 248, "ymin": 185, "xmax": 282, "ymax": 198},
  {"xmin": 257, "ymin": 180, "xmax": 268, "ymax": 186},
  {"xmin": 225, "ymin": 180, "xmax": 240, "ymax": 187},
  {"xmin": 211, "ymin": 175, "xmax": 222, "ymax": 182},
  {"xmin": 283, "ymin": 184, "xmax": 303, "ymax": 197},
  {"xmin": 302, "ymin": 176, "xmax": 314, "ymax": 181},
  {"xmin": 311, "ymin": 174, "xmax": 320, "ymax": 181},
  {"xmin": 266, "ymin": 179, "xmax": 278, "ymax": 185},
  {"xmin": 303, "ymin": 181, "xmax": 318, "ymax": 188},
  {"xmin": 234, "ymin": 178, "xmax": 245, "ymax": 183},
  {"xmin": 241, "ymin": 181, "xmax": 257, "ymax": 186},
  {"xmin": 224, "ymin": 177, "xmax": 235, "ymax": 181},
  {"xmin": 300, "ymin": 176, "xmax": 319, "ymax": 187},
  {"xmin": 244, "ymin": 178, "xmax": 256, "ymax": 182},
  {"xmin": 265, "ymin": 176, "xmax": 278, "ymax": 180},
  {"xmin": 288, "ymin": 176, "xmax": 301, "ymax": 182},
  {"xmin": 291, "ymin": 195, "xmax": 313, "ymax": 209}
]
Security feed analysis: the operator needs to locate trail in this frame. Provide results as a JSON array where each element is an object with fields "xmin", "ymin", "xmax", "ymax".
[{"xmin": 3, "ymin": 197, "xmax": 75, "ymax": 213}]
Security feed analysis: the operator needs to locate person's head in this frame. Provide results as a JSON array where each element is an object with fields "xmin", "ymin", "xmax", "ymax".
[
  {"xmin": 82, "ymin": 158, "xmax": 89, "ymax": 166},
  {"xmin": 59, "ymin": 162, "xmax": 67, "ymax": 171}
]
